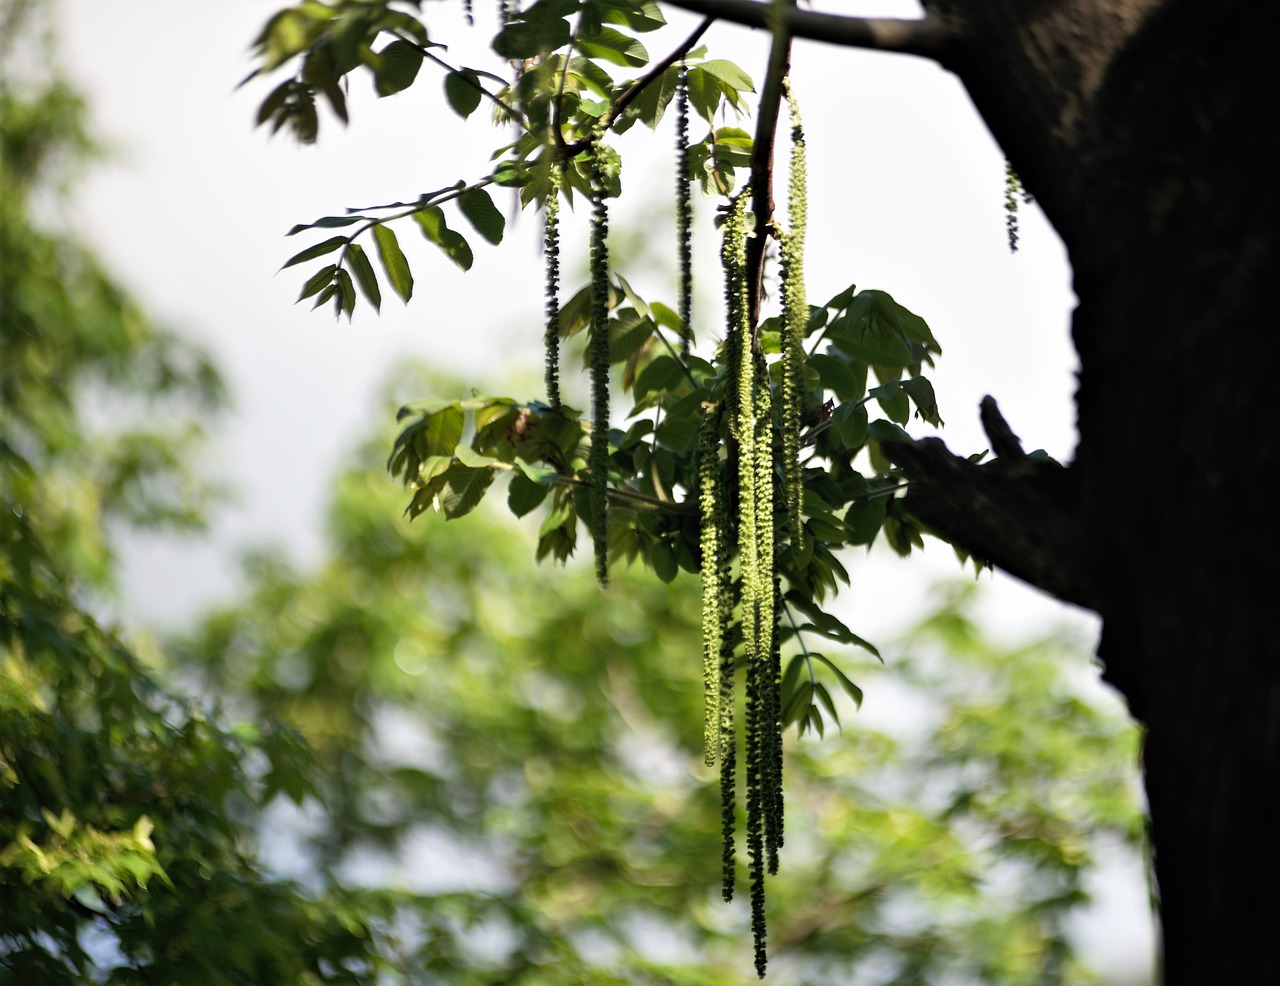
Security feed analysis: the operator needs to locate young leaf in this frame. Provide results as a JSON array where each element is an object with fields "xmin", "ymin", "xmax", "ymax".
[
  {"xmin": 698, "ymin": 59, "xmax": 755, "ymax": 95},
  {"xmin": 493, "ymin": 5, "xmax": 572, "ymax": 59},
  {"xmin": 375, "ymin": 40, "xmax": 424, "ymax": 97},
  {"xmin": 372, "ymin": 225, "xmax": 414, "ymax": 303},
  {"xmin": 809, "ymin": 353, "xmax": 863, "ymax": 402},
  {"xmin": 458, "ymin": 188, "xmax": 505, "ymax": 245},
  {"xmin": 288, "ymin": 215, "xmax": 370, "ymax": 236},
  {"xmin": 336, "ymin": 267, "xmax": 356, "ymax": 319},
  {"xmin": 282, "ymin": 236, "xmax": 347, "ymax": 269},
  {"xmin": 902, "ymin": 376, "xmax": 942, "ymax": 425},
  {"xmin": 811, "ymin": 653, "xmax": 864, "ymax": 709},
  {"xmin": 413, "ymin": 206, "xmax": 474, "ymax": 271},
  {"xmin": 444, "ymin": 70, "xmax": 484, "ymax": 118},
  {"xmin": 508, "ymin": 472, "xmax": 550, "ymax": 517},
  {"xmin": 297, "ymin": 264, "xmax": 338, "ymax": 302},
  {"xmin": 846, "ymin": 493, "xmax": 888, "ymax": 546},
  {"xmin": 346, "ymin": 242, "xmax": 381, "ymax": 313},
  {"xmin": 310, "ymin": 283, "xmax": 337, "ymax": 310},
  {"xmin": 576, "ymin": 27, "xmax": 648, "ymax": 68},
  {"xmin": 440, "ymin": 463, "xmax": 496, "ymax": 518}
]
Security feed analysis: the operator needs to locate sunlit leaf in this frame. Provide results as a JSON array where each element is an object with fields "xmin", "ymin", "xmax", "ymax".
[
  {"xmin": 346, "ymin": 242, "xmax": 381, "ymax": 313},
  {"xmin": 457, "ymin": 188, "xmax": 505, "ymax": 245},
  {"xmin": 444, "ymin": 70, "xmax": 484, "ymax": 118},
  {"xmin": 372, "ymin": 225, "xmax": 414, "ymax": 302},
  {"xmin": 282, "ymin": 236, "xmax": 347, "ymax": 269}
]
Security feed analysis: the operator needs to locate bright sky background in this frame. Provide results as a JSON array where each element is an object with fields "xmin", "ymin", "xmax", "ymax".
[{"xmin": 54, "ymin": 1, "xmax": 1152, "ymax": 980}]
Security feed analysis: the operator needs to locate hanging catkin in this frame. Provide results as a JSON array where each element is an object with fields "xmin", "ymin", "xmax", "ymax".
[
  {"xmin": 718, "ymin": 191, "xmax": 750, "ymax": 904},
  {"xmin": 779, "ymin": 80, "xmax": 807, "ymax": 552},
  {"xmin": 675, "ymin": 65, "xmax": 694, "ymax": 358},
  {"xmin": 698, "ymin": 404, "xmax": 725, "ymax": 767},
  {"xmin": 746, "ymin": 346, "xmax": 775, "ymax": 979},
  {"xmin": 587, "ymin": 140, "xmax": 612, "ymax": 587},
  {"xmin": 543, "ymin": 163, "xmax": 563, "ymax": 409}
]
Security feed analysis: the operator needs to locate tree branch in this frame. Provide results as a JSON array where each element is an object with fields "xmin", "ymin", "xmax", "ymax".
[
  {"xmin": 562, "ymin": 17, "xmax": 714, "ymax": 156},
  {"xmin": 883, "ymin": 397, "xmax": 1094, "ymax": 611},
  {"xmin": 660, "ymin": 0, "xmax": 956, "ymax": 63},
  {"xmin": 745, "ymin": 8, "xmax": 790, "ymax": 326}
]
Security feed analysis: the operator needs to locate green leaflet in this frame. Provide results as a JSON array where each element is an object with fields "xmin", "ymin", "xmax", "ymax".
[{"xmin": 372, "ymin": 225, "xmax": 414, "ymax": 303}]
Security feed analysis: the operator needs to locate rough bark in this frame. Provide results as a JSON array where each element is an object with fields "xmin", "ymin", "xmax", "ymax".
[{"xmin": 881, "ymin": 1, "xmax": 1280, "ymax": 981}]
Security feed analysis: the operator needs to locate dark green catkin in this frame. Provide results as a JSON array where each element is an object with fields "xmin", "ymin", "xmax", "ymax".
[
  {"xmin": 717, "ymin": 560, "xmax": 736, "ymax": 904},
  {"xmin": 699, "ymin": 404, "xmax": 725, "ymax": 767},
  {"xmin": 719, "ymin": 191, "xmax": 750, "ymax": 905},
  {"xmin": 747, "ymin": 347, "xmax": 775, "ymax": 979},
  {"xmin": 675, "ymin": 65, "xmax": 693, "ymax": 359},
  {"xmin": 722, "ymin": 193, "xmax": 749, "ymax": 444},
  {"xmin": 727, "ymin": 186, "xmax": 776, "ymax": 976},
  {"xmin": 1004, "ymin": 161, "xmax": 1031, "ymax": 253},
  {"xmin": 779, "ymin": 81, "xmax": 807, "ymax": 552},
  {"xmin": 764, "ymin": 575, "xmax": 784, "ymax": 875},
  {"xmin": 588, "ymin": 140, "xmax": 612, "ymax": 587},
  {"xmin": 544, "ymin": 163, "xmax": 562, "ymax": 409}
]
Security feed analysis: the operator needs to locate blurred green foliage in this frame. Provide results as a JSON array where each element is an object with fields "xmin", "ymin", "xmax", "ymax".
[
  {"xmin": 0, "ymin": 2, "xmax": 223, "ymax": 590},
  {"xmin": 1, "ymin": 5, "xmax": 390, "ymax": 982},
  {"xmin": 177, "ymin": 404, "xmax": 1145, "ymax": 983}
]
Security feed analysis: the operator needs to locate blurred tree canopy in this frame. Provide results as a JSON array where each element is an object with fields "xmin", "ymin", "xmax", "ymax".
[
  {"xmin": 2, "ymin": 5, "xmax": 389, "ymax": 981},
  {"xmin": 2, "ymin": 3, "xmax": 1145, "ymax": 982},
  {"xmin": 176, "ymin": 429, "xmax": 1144, "ymax": 983}
]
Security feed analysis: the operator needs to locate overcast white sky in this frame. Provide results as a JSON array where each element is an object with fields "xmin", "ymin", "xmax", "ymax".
[{"xmin": 52, "ymin": 1, "xmax": 1151, "ymax": 979}]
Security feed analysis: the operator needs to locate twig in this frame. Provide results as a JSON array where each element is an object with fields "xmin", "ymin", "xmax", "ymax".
[
  {"xmin": 745, "ymin": 3, "xmax": 791, "ymax": 327},
  {"xmin": 659, "ymin": 0, "xmax": 954, "ymax": 64},
  {"xmin": 562, "ymin": 17, "xmax": 714, "ymax": 156}
]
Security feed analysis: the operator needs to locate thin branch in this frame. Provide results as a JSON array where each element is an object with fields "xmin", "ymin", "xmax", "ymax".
[
  {"xmin": 660, "ymin": 0, "xmax": 955, "ymax": 63},
  {"xmin": 562, "ymin": 17, "xmax": 714, "ymax": 156},
  {"xmin": 649, "ymin": 320, "xmax": 701, "ymax": 390},
  {"xmin": 390, "ymin": 32, "xmax": 526, "ymax": 125},
  {"xmin": 745, "ymin": 6, "xmax": 791, "ymax": 327}
]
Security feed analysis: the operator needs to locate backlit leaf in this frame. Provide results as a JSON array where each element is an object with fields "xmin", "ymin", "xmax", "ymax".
[
  {"xmin": 444, "ymin": 70, "xmax": 484, "ymax": 118},
  {"xmin": 297, "ymin": 264, "xmax": 337, "ymax": 302},
  {"xmin": 458, "ymin": 188, "xmax": 505, "ymax": 245},
  {"xmin": 372, "ymin": 225, "xmax": 414, "ymax": 302},
  {"xmin": 282, "ymin": 236, "xmax": 347, "ymax": 269},
  {"xmin": 346, "ymin": 242, "xmax": 381, "ymax": 313},
  {"xmin": 375, "ymin": 40, "xmax": 424, "ymax": 97},
  {"xmin": 412, "ymin": 206, "xmax": 474, "ymax": 271}
]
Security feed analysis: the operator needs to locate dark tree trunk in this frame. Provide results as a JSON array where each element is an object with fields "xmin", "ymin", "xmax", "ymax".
[
  {"xmin": 886, "ymin": 1, "xmax": 1280, "ymax": 981},
  {"xmin": 672, "ymin": 0, "xmax": 1280, "ymax": 974}
]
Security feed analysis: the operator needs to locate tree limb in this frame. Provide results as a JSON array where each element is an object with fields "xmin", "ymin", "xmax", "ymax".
[
  {"xmin": 660, "ymin": 0, "xmax": 956, "ymax": 63},
  {"xmin": 883, "ymin": 397, "xmax": 1094, "ymax": 611},
  {"xmin": 745, "ymin": 8, "xmax": 790, "ymax": 326}
]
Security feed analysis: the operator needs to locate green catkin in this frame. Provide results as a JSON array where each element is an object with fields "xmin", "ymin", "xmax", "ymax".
[
  {"xmin": 779, "ymin": 81, "xmax": 807, "ymax": 552},
  {"xmin": 675, "ymin": 65, "xmax": 693, "ymax": 359},
  {"xmin": 544, "ymin": 164, "xmax": 562, "ymax": 409},
  {"xmin": 764, "ymin": 575, "xmax": 784, "ymax": 875},
  {"xmin": 588, "ymin": 140, "xmax": 612, "ymax": 587},
  {"xmin": 1004, "ymin": 160, "xmax": 1025, "ymax": 253},
  {"xmin": 747, "ymin": 348, "xmax": 774, "ymax": 979},
  {"xmin": 722, "ymin": 194, "xmax": 749, "ymax": 443},
  {"xmin": 698, "ymin": 404, "xmax": 725, "ymax": 766},
  {"xmin": 745, "ymin": 631, "xmax": 767, "ymax": 978},
  {"xmin": 716, "ymin": 445, "xmax": 736, "ymax": 901},
  {"xmin": 719, "ymin": 191, "xmax": 750, "ymax": 905},
  {"xmin": 719, "ymin": 648, "xmax": 737, "ymax": 902}
]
